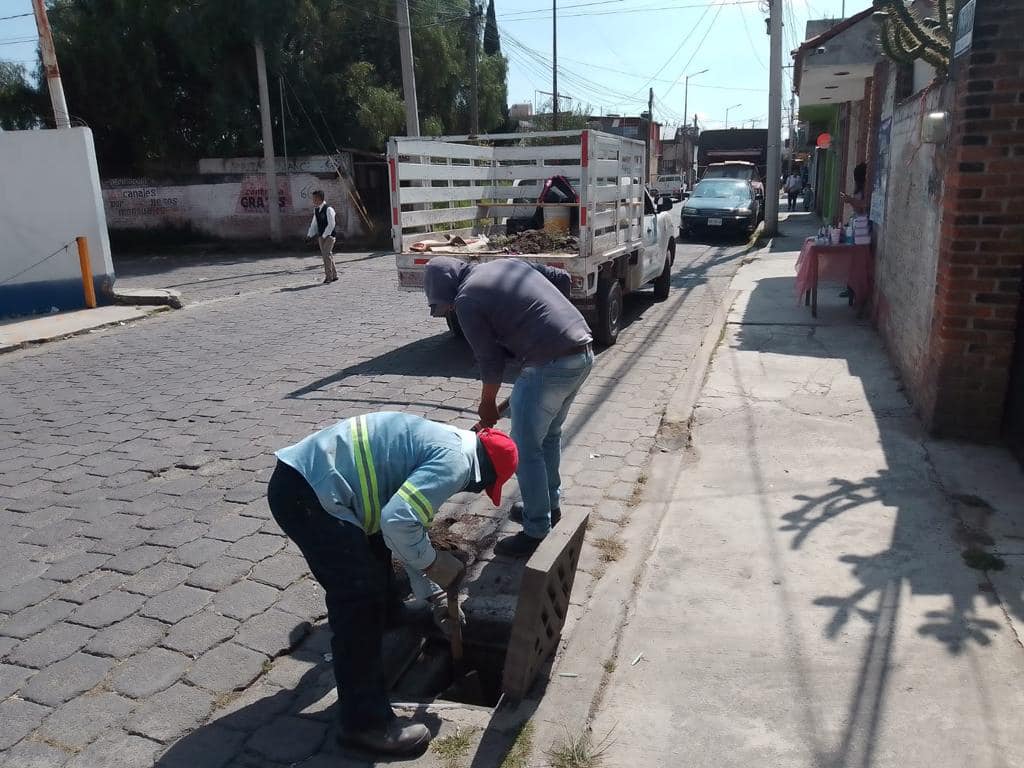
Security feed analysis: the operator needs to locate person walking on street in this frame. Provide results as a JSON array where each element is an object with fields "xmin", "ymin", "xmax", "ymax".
[
  {"xmin": 785, "ymin": 171, "xmax": 803, "ymax": 212},
  {"xmin": 423, "ymin": 257, "xmax": 594, "ymax": 558},
  {"xmin": 306, "ymin": 190, "xmax": 338, "ymax": 283},
  {"xmin": 268, "ymin": 412, "xmax": 517, "ymax": 758}
]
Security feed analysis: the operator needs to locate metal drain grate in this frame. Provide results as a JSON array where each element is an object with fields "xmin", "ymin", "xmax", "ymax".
[{"xmin": 501, "ymin": 507, "xmax": 589, "ymax": 700}]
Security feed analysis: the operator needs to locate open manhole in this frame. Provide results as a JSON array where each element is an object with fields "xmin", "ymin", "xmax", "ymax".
[{"xmin": 389, "ymin": 508, "xmax": 589, "ymax": 708}]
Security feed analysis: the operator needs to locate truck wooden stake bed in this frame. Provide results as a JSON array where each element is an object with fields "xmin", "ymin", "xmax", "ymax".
[{"xmin": 388, "ymin": 129, "xmax": 678, "ymax": 345}]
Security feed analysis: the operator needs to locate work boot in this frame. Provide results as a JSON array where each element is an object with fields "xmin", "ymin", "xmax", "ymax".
[
  {"xmin": 337, "ymin": 719, "xmax": 431, "ymax": 757},
  {"xmin": 508, "ymin": 502, "xmax": 561, "ymax": 529},
  {"xmin": 493, "ymin": 531, "xmax": 543, "ymax": 558}
]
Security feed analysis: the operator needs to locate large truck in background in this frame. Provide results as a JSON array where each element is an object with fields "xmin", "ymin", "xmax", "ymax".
[
  {"xmin": 388, "ymin": 130, "xmax": 679, "ymax": 346},
  {"xmin": 697, "ymin": 129, "xmax": 768, "ymax": 184}
]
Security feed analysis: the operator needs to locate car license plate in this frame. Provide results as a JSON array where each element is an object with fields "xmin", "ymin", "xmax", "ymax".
[{"xmin": 708, "ymin": 217, "xmax": 723, "ymax": 226}]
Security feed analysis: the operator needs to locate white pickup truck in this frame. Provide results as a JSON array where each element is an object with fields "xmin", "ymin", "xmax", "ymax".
[{"xmin": 387, "ymin": 129, "xmax": 678, "ymax": 345}]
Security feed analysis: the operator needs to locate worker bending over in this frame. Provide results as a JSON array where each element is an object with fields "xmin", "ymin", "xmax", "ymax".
[
  {"xmin": 423, "ymin": 257, "xmax": 593, "ymax": 558},
  {"xmin": 268, "ymin": 412, "xmax": 517, "ymax": 757}
]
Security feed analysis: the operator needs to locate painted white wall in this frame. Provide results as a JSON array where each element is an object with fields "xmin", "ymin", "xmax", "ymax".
[
  {"xmin": 0, "ymin": 128, "xmax": 114, "ymax": 310},
  {"xmin": 102, "ymin": 172, "xmax": 365, "ymax": 240}
]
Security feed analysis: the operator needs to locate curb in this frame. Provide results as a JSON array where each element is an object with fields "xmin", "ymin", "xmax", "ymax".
[
  {"xmin": 523, "ymin": 285, "xmax": 743, "ymax": 762},
  {"xmin": 0, "ymin": 305, "xmax": 170, "ymax": 355}
]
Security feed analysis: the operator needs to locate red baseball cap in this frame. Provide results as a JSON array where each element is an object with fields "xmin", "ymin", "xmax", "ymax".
[{"xmin": 476, "ymin": 428, "xmax": 518, "ymax": 506}]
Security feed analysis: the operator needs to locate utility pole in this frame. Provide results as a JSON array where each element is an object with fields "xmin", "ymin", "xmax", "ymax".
[
  {"xmin": 31, "ymin": 0, "xmax": 69, "ymax": 128},
  {"xmin": 469, "ymin": 2, "xmax": 480, "ymax": 134},
  {"xmin": 765, "ymin": 0, "xmax": 783, "ymax": 235},
  {"xmin": 279, "ymin": 76, "xmax": 290, "ymax": 208},
  {"xmin": 725, "ymin": 102, "xmax": 741, "ymax": 128},
  {"xmin": 646, "ymin": 88, "xmax": 654, "ymax": 183},
  {"xmin": 552, "ymin": 0, "xmax": 559, "ymax": 130},
  {"xmin": 397, "ymin": 0, "xmax": 420, "ymax": 136},
  {"xmin": 788, "ymin": 91, "xmax": 796, "ymax": 173},
  {"xmin": 254, "ymin": 39, "xmax": 281, "ymax": 243}
]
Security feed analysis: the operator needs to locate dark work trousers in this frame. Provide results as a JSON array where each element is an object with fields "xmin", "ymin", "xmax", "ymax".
[
  {"xmin": 267, "ymin": 461, "xmax": 394, "ymax": 731},
  {"xmin": 787, "ymin": 191, "xmax": 799, "ymax": 211}
]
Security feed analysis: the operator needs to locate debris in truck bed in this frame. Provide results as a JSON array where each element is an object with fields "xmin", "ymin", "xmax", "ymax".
[{"xmin": 488, "ymin": 229, "xmax": 579, "ymax": 254}]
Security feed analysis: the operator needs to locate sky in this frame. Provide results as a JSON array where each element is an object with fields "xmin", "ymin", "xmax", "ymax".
[{"xmin": 1, "ymin": 0, "xmax": 856, "ymax": 136}]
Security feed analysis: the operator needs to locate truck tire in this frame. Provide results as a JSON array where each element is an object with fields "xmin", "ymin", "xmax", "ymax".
[
  {"xmin": 653, "ymin": 240, "xmax": 674, "ymax": 301},
  {"xmin": 446, "ymin": 313, "xmax": 464, "ymax": 339},
  {"xmin": 595, "ymin": 278, "xmax": 622, "ymax": 346}
]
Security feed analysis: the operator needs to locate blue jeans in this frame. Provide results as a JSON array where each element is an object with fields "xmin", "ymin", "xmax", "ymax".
[{"xmin": 510, "ymin": 349, "xmax": 594, "ymax": 538}]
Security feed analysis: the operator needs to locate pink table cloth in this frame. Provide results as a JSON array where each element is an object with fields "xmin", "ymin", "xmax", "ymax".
[{"xmin": 794, "ymin": 238, "xmax": 873, "ymax": 316}]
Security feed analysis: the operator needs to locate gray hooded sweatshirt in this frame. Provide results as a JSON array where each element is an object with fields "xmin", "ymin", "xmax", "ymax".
[{"xmin": 424, "ymin": 256, "xmax": 592, "ymax": 385}]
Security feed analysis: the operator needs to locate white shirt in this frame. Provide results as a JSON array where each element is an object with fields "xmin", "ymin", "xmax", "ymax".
[{"xmin": 307, "ymin": 202, "xmax": 337, "ymax": 238}]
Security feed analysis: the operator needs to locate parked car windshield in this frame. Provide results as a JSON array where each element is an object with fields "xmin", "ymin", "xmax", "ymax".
[
  {"xmin": 656, "ymin": 175, "xmax": 682, "ymax": 183},
  {"xmin": 705, "ymin": 166, "xmax": 756, "ymax": 180},
  {"xmin": 692, "ymin": 179, "xmax": 750, "ymax": 198}
]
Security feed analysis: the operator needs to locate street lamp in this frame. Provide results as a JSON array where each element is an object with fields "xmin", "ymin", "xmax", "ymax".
[
  {"xmin": 682, "ymin": 68, "xmax": 708, "ymax": 186},
  {"xmin": 725, "ymin": 103, "xmax": 742, "ymax": 128},
  {"xmin": 682, "ymin": 68, "xmax": 709, "ymax": 131}
]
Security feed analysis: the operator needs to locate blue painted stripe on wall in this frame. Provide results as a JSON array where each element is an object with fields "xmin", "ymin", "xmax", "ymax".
[{"xmin": 0, "ymin": 275, "xmax": 115, "ymax": 319}]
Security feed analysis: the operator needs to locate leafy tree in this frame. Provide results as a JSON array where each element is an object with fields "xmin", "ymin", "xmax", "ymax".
[
  {"xmin": 33, "ymin": 0, "xmax": 509, "ymax": 173},
  {"xmin": 483, "ymin": 0, "xmax": 500, "ymax": 56},
  {"xmin": 0, "ymin": 62, "xmax": 43, "ymax": 130}
]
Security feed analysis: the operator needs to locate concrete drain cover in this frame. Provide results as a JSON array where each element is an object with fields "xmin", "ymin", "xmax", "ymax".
[{"xmin": 501, "ymin": 507, "xmax": 589, "ymax": 700}]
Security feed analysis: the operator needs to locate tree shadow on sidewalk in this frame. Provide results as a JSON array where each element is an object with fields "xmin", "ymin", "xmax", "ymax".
[{"xmin": 730, "ymin": 274, "xmax": 1024, "ymax": 767}]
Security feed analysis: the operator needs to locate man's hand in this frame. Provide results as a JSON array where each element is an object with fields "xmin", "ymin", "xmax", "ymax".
[
  {"xmin": 427, "ymin": 591, "xmax": 466, "ymax": 638},
  {"xmin": 424, "ymin": 550, "xmax": 465, "ymax": 591},
  {"xmin": 477, "ymin": 398, "xmax": 500, "ymax": 429}
]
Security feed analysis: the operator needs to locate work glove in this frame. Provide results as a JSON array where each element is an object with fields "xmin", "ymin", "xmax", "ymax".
[
  {"xmin": 427, "ymin": 590, "xmax": 466, "ymax": 638},
  {"xmin": 424, "ymin": 550, "xmax": 465, "ymax": 592}
]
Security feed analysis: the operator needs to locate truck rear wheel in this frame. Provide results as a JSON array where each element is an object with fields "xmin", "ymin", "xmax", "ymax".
[
  {"xmin": 595, "ymin": 278, "xmax": 622, "ymax": 346},
  {"xmin": 446, "ymin": 313, "xmax": 464, "ymax": 339},
  {"xmin": 653, "ymin": 240, "xmax": 674, "ymax": 301}
]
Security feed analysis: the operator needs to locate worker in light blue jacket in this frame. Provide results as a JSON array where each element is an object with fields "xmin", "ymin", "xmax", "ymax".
[{"xmin": 268, "ymin": 412, "xmax": 517, "ymax": 759}]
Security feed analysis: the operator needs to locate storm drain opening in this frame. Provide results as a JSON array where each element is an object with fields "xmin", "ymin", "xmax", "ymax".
[{"xmin": 390, "ymin": 508, "xmax": 589, "ymax": 709}]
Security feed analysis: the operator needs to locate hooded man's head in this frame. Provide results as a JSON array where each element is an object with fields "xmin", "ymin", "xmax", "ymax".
[{"xmin": 423, "ymin": 256, "xmax": 472, "ymax": 317}]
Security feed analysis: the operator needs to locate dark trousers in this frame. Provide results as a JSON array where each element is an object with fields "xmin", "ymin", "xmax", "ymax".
[
  {"xmin": 787, "ymin": 191, "xmax": 799, "ymax": 211},
  {"xmin": 267, "ymin": 461, "xmax": 394, "ymax": 731}
]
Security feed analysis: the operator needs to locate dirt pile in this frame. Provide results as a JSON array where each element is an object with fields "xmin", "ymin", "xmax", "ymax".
[{"xmin": 489, "ymin": 229, "xmax": 579, "ymax": 254}]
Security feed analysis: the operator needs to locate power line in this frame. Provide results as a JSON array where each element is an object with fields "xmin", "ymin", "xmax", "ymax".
[
  {"xmin": 499, "ymin": 0, "xmax": 759, "ymax": 22},
  {"xmin": 627, "ymin": 1, "xmax": 713, "ymax": 97},
  {"xmin": 738, "ymin": 1, "xmax": 767, "ymax": 70},
  {"xmin": 659, "ymin": 0, "xmax": 724, "ymax": 101},
  {"xmin": 0, "ymin": 12, "xmax": 33, "ymax": 21}
]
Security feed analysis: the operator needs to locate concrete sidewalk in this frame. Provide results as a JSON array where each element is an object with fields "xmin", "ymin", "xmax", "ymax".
[
  {"xmin": 0, "ymin": 305, "xmax": 169, "ymax": 353},
  {"xmin": 587, "ymin": 214, "xmax": 1024, "ymax": 767}
]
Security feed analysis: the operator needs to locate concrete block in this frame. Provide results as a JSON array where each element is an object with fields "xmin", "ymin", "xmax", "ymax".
[
  {"xmin": 152, "ymin": 724, "xmax": 246, "ymax": 768},
  {"xmin": 0, "ymin": 697, "xmax": 51, "ymax": 750},
  {"xmin": 1, "ymin": 600, "xmax": 77, "ymax": 639},
  {"xmin": 206, "ymin": 514, "xmax": 263, "ymax": 542},
  {"xmin": 0, "ymin": 577, "xmax": 59, "ymax": 612},
  {"xmin": 171, "ymin": 537, "xmax": 229, "ymax": 567},
  {"xmin": 210, "ymin": 680, "xmax": 295, "ymax": 733},
  {"xmin": 213, "ymin": 580, "xmax": 280, "ymax": 621},
  {"xmin": 186, "ymin": 642, "xmax": 267, "ymax": 694},
  {"xmin": 37, "ymin": 691, "xmax": 135, "ymax": 751},
  {"xmin": 104, "ymin": 545, "xmax": 168, "ymax": 575},
  {"xmin": 147, "ymin": 521, "xmax": 206, "ymax": 548},
  {"xmin": 249, "ymin": 552, "xmax": 308, "ymax": 589},
  {"xmin": 140, "ymin": 584, "xmax": 212, "ymax": 623},
  {"xmin": 65, "ymin": 731, "xmax": 162, "ymax": 768},
  {"xmin": 122, "ymin": 561, "xmax": 190, "ymax": 596},
  {"xmin": 185, "ymin": 556, "xmax": 252, "ymax": 591},
  {"xmin": 20, "ymin": 652, "xmax": 114, "ymax": 707},
  {"xmin": 125, "ymin": 682, "xmax": 214, "ymax": 743},
  {"xmin": 43, "ymin": 553, "xmax": 113, "ymax": 583},
  {"xmin": 234, "ymin": 609, "xmax": 311, "ymax": 657},
  {"xmin": 502, "ymin": 507, "xmax": 589, "ymax": 700},
  {"xmin": 85, "ymin": 615, "xmax": 167, "ymax": 659},
  {"xmin": 109, "ymin": 646, "xmax": 188, "ymax": 698},
  {"xmin": 0, "ymin": 739, "xmax": 72, "ymax": 768},
  {"xmin": 161, "ymin": 610, "xmax": 239, "ymax": 657},
  {"xmin": 57, "ymin": 571, "xmax": 125, "ymax": 605},
  {"xmin": 70, "ymin": 590, "xmax": 146, "ymax": 629},
  {"xmin": 7, "ymin": 621, "xmax": 95, "ymax": 668},
  {"xmin": 273, "ymin": 579, "xmax": 324, "ymax": 620},
  {"xmin": 224, "ymin": 533, "xmax": 285, "ymax": 562},
  {"xmin": 244, "ymin": 714, "xmax": 328, "ymax": 763},
  {"xmin": 0, "ymin": 662, "xmax": 33, "ymax": 699}
]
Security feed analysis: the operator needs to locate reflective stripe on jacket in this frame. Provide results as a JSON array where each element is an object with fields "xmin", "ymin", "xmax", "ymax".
[{"xmin": 274, "ymin": 412, "xmax": 477, "ymax": 570}]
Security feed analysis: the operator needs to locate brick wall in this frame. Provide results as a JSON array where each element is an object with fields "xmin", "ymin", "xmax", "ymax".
[
  {"xmin": 872, "ymin": 74, "xmax": 950, "ymax": 413},
  {"xmin": 928, "ymin": 0, "xmax": 1024, "ymax": 439}
]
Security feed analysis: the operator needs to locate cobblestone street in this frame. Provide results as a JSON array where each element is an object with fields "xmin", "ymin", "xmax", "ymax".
[{"xmin": 0, "ymin": 240, "xmax": 747, "ymax": 766}]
